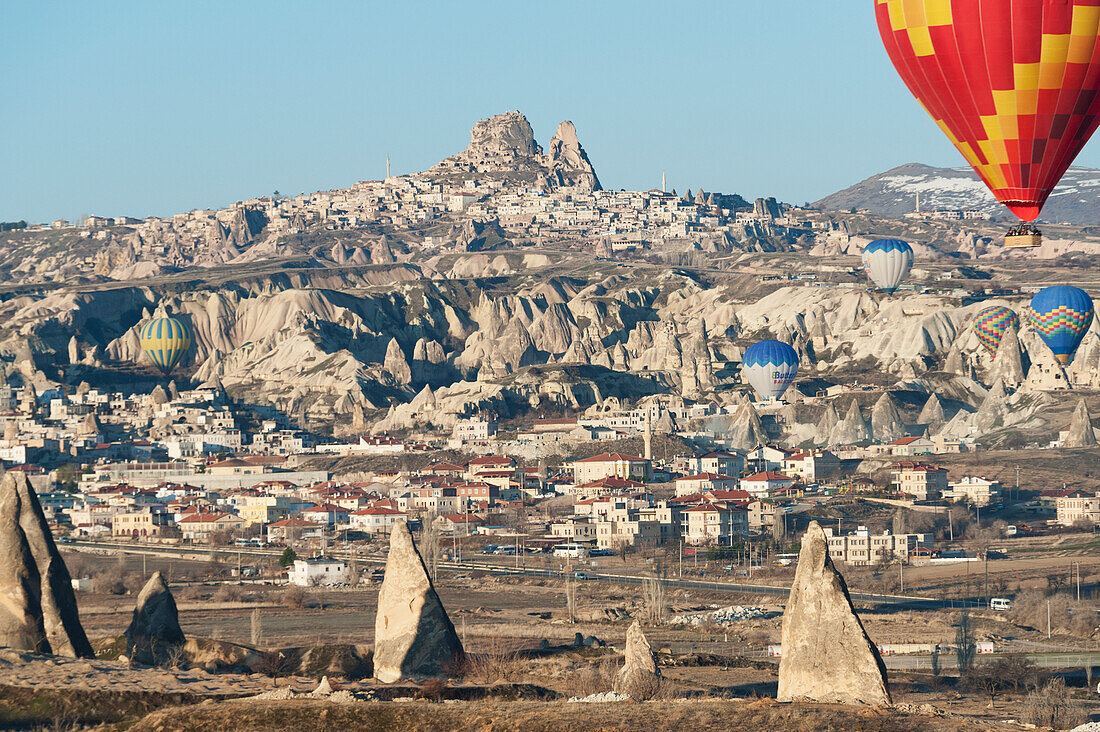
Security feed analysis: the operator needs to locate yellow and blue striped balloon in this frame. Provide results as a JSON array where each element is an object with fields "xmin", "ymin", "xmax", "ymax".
[{"xmin": 139, "ymin": 316, "xmax": 191, "ymax": 375}]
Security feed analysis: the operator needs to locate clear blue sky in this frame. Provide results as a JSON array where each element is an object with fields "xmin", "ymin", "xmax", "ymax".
[{"xmin": 7, "ymin": 1, "xmax": 1100, "ymax": 224}]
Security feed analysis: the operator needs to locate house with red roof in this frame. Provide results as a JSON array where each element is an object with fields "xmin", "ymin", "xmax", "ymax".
[
  {"xmin": 301, "ymin": 503, "xmax": 349, "ymax": 526},
  {"xmin": 349, "ymin": 505, "xmax": 406, "ymax": 534},
  {"xmin": 675, "ymin": 472, "xmax": 739, "ymax": 497},
  {"xmin": 739, "ymin": 471, "xmax": 795, "ymax": 498},
  {"xmin": 572, "ymin": 452, "xmax": 651, "ymax": 484},
  {"xmin": 177, "ymin": 511, "xmax": 246, "ymax": 540},
  {"xmin": 890, "ymin": 462, "xmax": 948, "ymax": 500},
  {"xmin": 683, "ymin": 503, "xmax": 748, "ymax": 545},
  {"xmin": 887, "ymin": 436, "xmax": 935, "ymax": 457},
  {"xmin": 568, "ymin": 476, "xmax": 647, "ymax": 498},
  {"xmin": 266, "ymin": 517, "xmax": 324, "ymax": 542},
  {"xmin": 782, "ymin": 450, "xmax": 841, "ymax": 482}
]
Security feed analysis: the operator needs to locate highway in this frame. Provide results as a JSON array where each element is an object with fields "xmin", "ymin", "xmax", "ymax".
[{"xmin": 68, "ymin": 539, "xmax": 963, "ymax": 609}]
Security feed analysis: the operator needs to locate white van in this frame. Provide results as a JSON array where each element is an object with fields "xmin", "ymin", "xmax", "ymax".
[{"xmin": 989, "ymin": 597, "xmax": 1012, "ymax": 611}]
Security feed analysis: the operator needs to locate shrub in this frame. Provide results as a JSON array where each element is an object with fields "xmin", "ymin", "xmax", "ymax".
[
  {"xmin": 280, "ymin": 585, "xmax": 307, "ymax": 609},
  {"xmin": 1020, "ymin": 678, "xmax": 1087, "ymax": 730},
  {"xmin": 93, "ymin": 569, "xmax": 126, "ymax": 595},
  {"xmin": 414, "ymin": 678, "xmax": 448, "ymax": 701},
  {"xmin": 212, "ymin": 585, "xmax": 245, "ymax": 603},
  {"xmin": 464, "ymin": 637, "xmax": 524, "ymax": 684}
]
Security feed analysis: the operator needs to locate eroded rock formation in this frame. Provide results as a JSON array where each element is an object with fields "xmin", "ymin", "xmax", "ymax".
[
  {"xmin": 0, "ymin": 472, "xmax": 93, "ymax": 657},
  {"xmin": 373, "ymin": 521, "xmax": 464, "ymax": 683},
  {"xmin": 777, "ymin": 521, "xmax": 890, "ymax": 706},
  {"xmin": 125, "ymin": 572, "xmax": 185, "ymax": 666},
  {"xmin": 614, "ymin": 619, "xmax": 661, "ymax": 699}
]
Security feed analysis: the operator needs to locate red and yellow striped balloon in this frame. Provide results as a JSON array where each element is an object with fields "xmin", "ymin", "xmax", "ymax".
[{"xmin": 875, "ymin": 0, "xmax": 1100, "ymax": 221}]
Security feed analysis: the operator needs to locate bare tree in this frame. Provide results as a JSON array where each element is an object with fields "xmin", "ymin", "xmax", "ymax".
[
  {"xmin": 955, "ymin": 610, "xmax": 976, "ymax": 675},
  {"xmin": 641, "ymin": 571, "xmax": 667, "ymax": 626},
  {"xmin": 250, "ymin": 609, "xmax": 263, "ymax": 647},
  {"xmin": 421, "ymin": 514, "xmax": 442, "ymax": 581}
]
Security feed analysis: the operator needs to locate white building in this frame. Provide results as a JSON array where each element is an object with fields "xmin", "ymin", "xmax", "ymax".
[
  {"xmin": 822, "ymin": 526, "xmax": 930, "ymax": 566},
  {"xmin": 674, "ymin": 472, "xmax": 739, "ymax": 497},
  {"xmin": 288, "ymin": 558, "xmax": 350, "ymax": 587},
  {"xmin": 945, "ymin": 476, "xmax": 1001, "ymax": 506},
  {"xmin": 451, "ymin": 417, "xmax": 498, "ymax": 443},
  {"xmin": 348, "ymin": 506, "xmax": 407, "ymax": 534},
  {"xmin": 739, "ymin": 471, "xmax": 795, "ymax": 498},
  {"xmin": 1055, "ymin": 491, "xmax": 1100, "ymax": 527}
]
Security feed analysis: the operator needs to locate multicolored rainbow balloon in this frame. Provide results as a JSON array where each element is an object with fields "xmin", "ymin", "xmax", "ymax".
[{"xmin": 973, "ymin": 305, "xmax": 1020, "ymax": 357}]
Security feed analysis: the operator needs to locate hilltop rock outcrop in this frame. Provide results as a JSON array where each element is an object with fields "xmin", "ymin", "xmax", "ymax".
[
  {"xmin": 373, "ymin": 521, "xmax": 464, "ymax": 683},
  {"xmin": 547, "ymin": 121, "xmax": 601, "ymax": 191},
  {"xmin": 0, "ymin": 472, "xmax": 93, "ymax": 657},
  {"xmin": 777, "ymin": 521, "xmax": 890, "ymax": 706},
  {"xmin": 125, "ymin": 572, "xmax": 185, "ymax": 666},
  {"xmin": 614, "ymin": 620, "xmax": 661, "ymax": 699}
]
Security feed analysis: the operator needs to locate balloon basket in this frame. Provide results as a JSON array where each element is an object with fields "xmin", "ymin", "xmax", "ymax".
[{"xmin": 1004, "ymin": 231, "xmax": 1041, "ymax": 249}]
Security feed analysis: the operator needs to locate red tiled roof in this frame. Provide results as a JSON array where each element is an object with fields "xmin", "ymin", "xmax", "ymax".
[
  {"xmin": 268, "ymin": 518, "xmax": 321, "ymax": 527},
  {"xmin": 351, "ymin": 506, "xmax": 405, "ymax": 516},
  {"xmin": 575, "ymin": 452, "xmax": 647, "ymax": 463},
  {"xmin": 677, "ymin": 472, "xmax": 737, "ymax": 482},
  {"xmin": 742, "ymin": 471, "xmax": 793, "ymax": 481}
]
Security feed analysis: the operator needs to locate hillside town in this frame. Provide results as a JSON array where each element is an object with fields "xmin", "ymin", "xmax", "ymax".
[{"xmin": 4, "ymin": 375, "xmax": 1095, "ymax": 577}]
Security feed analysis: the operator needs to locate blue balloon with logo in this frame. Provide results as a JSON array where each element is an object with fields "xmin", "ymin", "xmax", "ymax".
[{"xmin": 742, "ymin": 340, "xmax": 799, "ymax": 401}]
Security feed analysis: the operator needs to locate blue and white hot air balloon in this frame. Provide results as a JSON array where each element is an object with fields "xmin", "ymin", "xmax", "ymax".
[
  {"xmin": 862, "ymin": 239, "xmax": 913, "ymax": 294},
  {"xmin": 742, "ymin": 340, "xmax": 799, "ymax": 402}
]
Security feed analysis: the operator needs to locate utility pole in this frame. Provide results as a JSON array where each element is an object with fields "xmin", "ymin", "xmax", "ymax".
[
  {"xmin": 899, "ymin": 561, "xmax": 904, "ymax": 593},
  {"xmin": 1014, "ymin": 466, "xmax": 1020, "ymax": 502},
  {"xmin": 1074, "ymin": 562, "xmax": 1081, "ymax": 602},
  {"xmin": 1047, "ymin": 599, "xmax": 1051, "ymax": 639},
  {"xmin": 983, "ymin": 551, "xmax": 989, "ymax": 608},
  {"xmin": 679, "ymin": 539, "xmax": 683, "ymax": 579}
]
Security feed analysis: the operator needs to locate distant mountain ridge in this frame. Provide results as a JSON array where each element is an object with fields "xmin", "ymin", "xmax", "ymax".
[{"xmin": 813, "ymin": 162, "xmax": 1100, "ymax": 225}]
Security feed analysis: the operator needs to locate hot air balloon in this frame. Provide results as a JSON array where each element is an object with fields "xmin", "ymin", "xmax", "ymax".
[
  {"xmin": 742, "ymin": 340, "xmax": 799, "ymax": 402},
  {"xmin": 1027, "ymin": 286, "xmax": 1094, "ymax": 364},
  {"xmin": 140, "ymin": 316, "xmax": 191, "ymax": 376},
  {"xmin": 862, "ymin": 239, "xmax": 913, "ymax": 294},
  {"xmin": 973, "ymin": 305, "xmax": 1020, "ymax": 356},
  {"xmin": 875, "ymin": 0, "xmax": 1100, "ymax": 226}
]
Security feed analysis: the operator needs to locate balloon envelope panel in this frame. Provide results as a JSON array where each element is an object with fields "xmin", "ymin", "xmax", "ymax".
[
  {"xmin": 875, "ymin": 0, "xmax": 1100, "ymax": 222},
  {"xmin": 140, "ymin": 317, "xmax": 192, "ymax": 374},
  {"xmin": 1027, "ymin": 286, "xmax": 1095, "ymax": 364},
  {"xmin": 862, "ymin": 239, "xmax": 913, "ymax": 294},
  {"xmin": 742, "ymin": 340, "xmax": 799, "ymax": 401},
  {"xmin": 973, "ymin": 305, "xmax": 1020, "ymax": 356}
]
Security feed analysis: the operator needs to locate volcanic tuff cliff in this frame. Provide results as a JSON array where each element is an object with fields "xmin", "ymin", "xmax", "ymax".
[{"xmin": 1, "ymin": 250, "xmax": 1096, "ymax": 447}]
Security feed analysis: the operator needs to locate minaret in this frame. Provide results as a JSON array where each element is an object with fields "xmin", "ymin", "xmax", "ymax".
[
  {"xmin": 661, "ymin": 172, "xmax": 666, "ymax": 193},
  {"xmin": 644, "ymin": 408, "xmax": 653, "ymax": 461},
  {"xmin": 915, "ymin": 191, "xmax": 920, "ymax": 213},
  {"xmin": 386, "ymin": 155, "xmax": 391, "ymax": 179}
]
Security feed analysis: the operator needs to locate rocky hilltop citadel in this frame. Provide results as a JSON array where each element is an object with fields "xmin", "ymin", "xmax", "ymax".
[{"xmin": 0, "ymin": 111, "xmax": 1097, "ymax": 451}]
